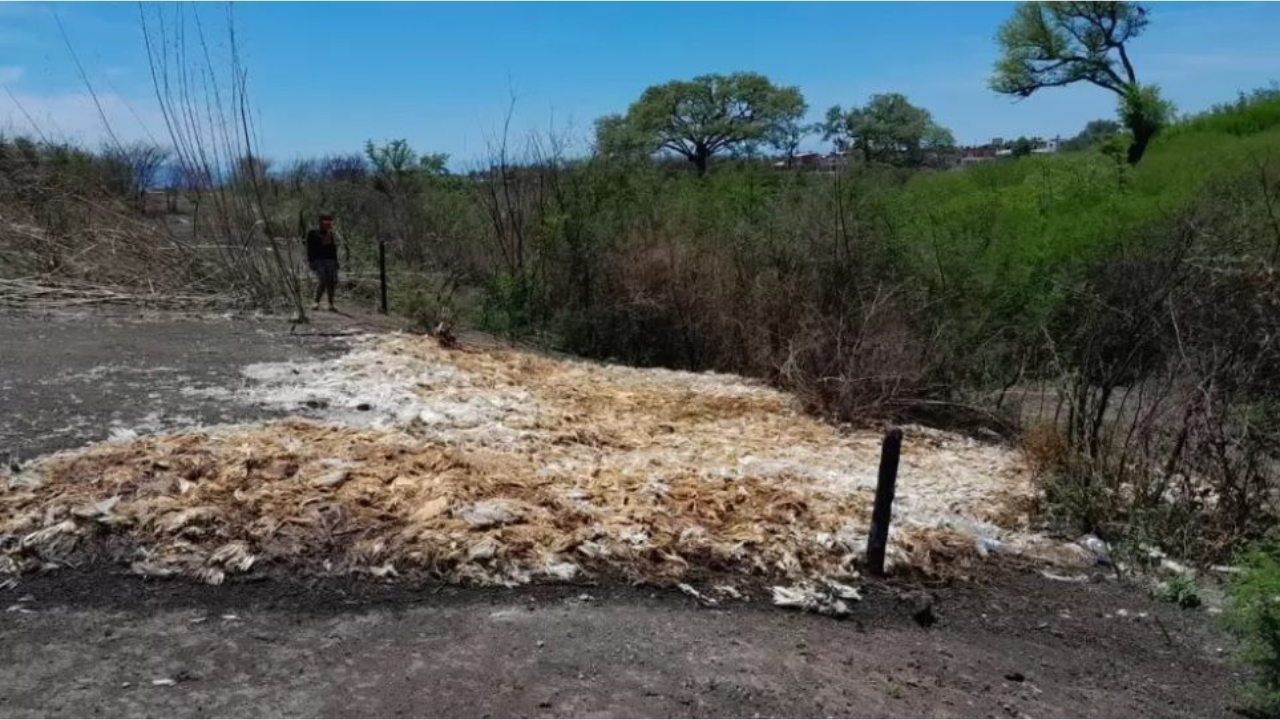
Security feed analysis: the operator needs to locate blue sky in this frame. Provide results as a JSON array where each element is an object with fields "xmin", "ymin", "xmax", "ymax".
[{"xmin": 1, "ymin": 1, "xmax": 1278, "ymax": 168}]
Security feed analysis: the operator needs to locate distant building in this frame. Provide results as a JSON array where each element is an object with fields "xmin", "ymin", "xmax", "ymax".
[
  {"xmin": 772, "ymin": 151, "xmax": 848, "ymax": 171},
  {"xmin": 1032, "ymin": 136, "xmax": 1062, "ymax": 154},
  {"xmin": 947, "ymin": 134, "xmax": 1063, "ymax": 168},
  {"xmin": 793, "ymin": 152, "xmax": 824, "ymax": 168},
  {"xmin": 952, "ymin": 138, "xmax": 1003, "ymax": 166}
]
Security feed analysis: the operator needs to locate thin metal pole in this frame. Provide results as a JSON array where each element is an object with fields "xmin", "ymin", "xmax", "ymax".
[
  {"xmin": 378, "ymin": 235, "xmax": 388, "ymax": 315},
  {"xmin": 866, "ymin": 427, "xmax": 903, "ymax": 577}
]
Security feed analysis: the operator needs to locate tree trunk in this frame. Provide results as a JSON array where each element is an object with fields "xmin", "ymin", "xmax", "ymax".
[
  {"xmin": 692, "ymin": 147, "xmax": 710, "ymax": 176},
  {"xmin": 1127, "ymin": 124, "xmax": 1154, "ymax": 165}
]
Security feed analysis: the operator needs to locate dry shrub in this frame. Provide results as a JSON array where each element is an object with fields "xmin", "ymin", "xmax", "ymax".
[
  {"xmin": 1032, "ymin": 170, "xmax": 1280, "ymax": 559},
  {"xmin": 1021, "ymin": 423, "xmax": 1069, "ymax": 475}
]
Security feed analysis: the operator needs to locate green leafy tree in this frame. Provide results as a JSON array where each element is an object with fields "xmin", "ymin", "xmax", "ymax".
[
  {"xmin": 1119, "ymin": 82, "xmax": 1175, "ymax": 159},
  {"xmin": 991, "ymin": 1, "xmax": 1171, "ymax": 164},
  {"xmin": 823, "ymin": 93, "xmax": 954, "ymax": 167},
  {"xmin": 597, "ymin": 72, "xmax": 806, "ymax": 175},
  {"xmin": 593, "ymin": 113, "xmax": 652, "ymax": 163},
  {"xmin": 364, "ymin": 139, "xmax": 448, "ymax": 195},
  {"xmin": 766, "ymin": 118, "xmax": 819, "ymax": 167},
  {"xmin": 1010, "ymin": 136, "xmax": 1036, "ymax": 157},
  {"xmin": 417, "ymin": 152, "xmax": 450, "ymax": 178},
  {"xmin": 1063, "ymin": 118, "xmax": 1123, "ymax": 150}
]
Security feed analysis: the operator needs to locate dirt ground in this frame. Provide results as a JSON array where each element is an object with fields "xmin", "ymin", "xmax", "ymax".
[
  {"xmin": 0, "ymin": 309, "xmax": 359, "ymax": 460},
  {"xmin": 0, "ymin": 569, "xmax": 1241, "ymax": 718},
  {"xmin": 0, "ymin": 308, "xmax": 1246, "ymax": 717}
]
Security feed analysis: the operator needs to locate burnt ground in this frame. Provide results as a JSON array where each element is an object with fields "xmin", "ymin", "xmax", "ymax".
[{"xmin": 0, "ymin": 308, "xmax": 1247, "ymax": 718}]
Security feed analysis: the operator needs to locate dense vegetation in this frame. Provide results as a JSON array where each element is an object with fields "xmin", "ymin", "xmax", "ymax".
[{"xmin": 1225, "ymin": 541, "xmax": 1280, "ymax": 717}]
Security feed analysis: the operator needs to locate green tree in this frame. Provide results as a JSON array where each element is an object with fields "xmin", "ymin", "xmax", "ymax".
[
  {"xmin": 364, "ymin": 139, "xmax": 449, "ymax": 195},
  {"xmin": 593, "ymin": 113, "xmax": 652, "ymax": 163},
  {"xmin": 1119, "ymin": 82, "xmax": 1175, "ymax": 159},
  {"xmin": 765, "ymin": 118, "xmax": 819, "ymax": 167},
  {"xmin": 1063, "ymin": 118, "xmax": 1123, "ymax": 151},
  {"xmin": 991, "ymin": 1, "xmax": 1171, "ymax": 164},
  {"xmin": 1010, "ymin": 136, "xmax": 1035, "ymax": 157},
  {"xmin": 597, "ymin": 72, "xmax": 806, "ymax": 175},
  {"xmin": 823, "ymin": 93, "xmax": 954, "ymax": 167}
]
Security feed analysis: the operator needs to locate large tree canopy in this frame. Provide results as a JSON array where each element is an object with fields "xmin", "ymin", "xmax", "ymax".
[
  {"xmin": 596, "ymin": 72, "xmax": 806, "ymax": 174},
  {"xmin": 823, "ymin": 93, "xmax": 954, "ymax": 167},
  {"xmin": 991, "ymin": 1, "xmax": 1170, "ymax": 163}
]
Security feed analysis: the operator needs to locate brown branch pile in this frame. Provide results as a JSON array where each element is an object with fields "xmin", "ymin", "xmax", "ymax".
[
  {"xmin": 0, "ymin": 277, "xmax": 222, "ymax": 309},
  {"xmin": 0, "ymin": 196, "xmax": 232, "ymax": 308}
]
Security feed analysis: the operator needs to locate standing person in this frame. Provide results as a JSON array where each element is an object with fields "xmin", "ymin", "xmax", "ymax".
[{"xmin": 306, "ymin": 212, "xmax": 340, "ymax": 312}]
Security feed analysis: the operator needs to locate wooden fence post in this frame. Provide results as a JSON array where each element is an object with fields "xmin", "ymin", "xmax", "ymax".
[{"xmin": 866, "ymin": 427, "xmax": 903, "ymax": 577}]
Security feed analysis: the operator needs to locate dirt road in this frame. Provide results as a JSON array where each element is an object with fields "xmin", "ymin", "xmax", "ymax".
[
  {"xmin": 0, "ymin": 569, "xmax": 1240, "ymax": 718},
  {"xmin": 0, "ymin": 309, "xmax": 1244, "ymax": 717}
]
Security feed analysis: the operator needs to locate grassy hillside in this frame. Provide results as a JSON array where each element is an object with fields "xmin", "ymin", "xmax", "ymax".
[{"xmin": 872, "ymin": 94, "xmax": 1280, "ymax": 387}]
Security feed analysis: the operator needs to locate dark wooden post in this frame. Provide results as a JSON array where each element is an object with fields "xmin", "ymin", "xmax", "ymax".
[
  {"xmin": 378, "ymin": 235, "xmax": 388, "ymax": 315},
  {"xmin": 866, "ymin": 427, "xmax": 903, "ymax": 577}
]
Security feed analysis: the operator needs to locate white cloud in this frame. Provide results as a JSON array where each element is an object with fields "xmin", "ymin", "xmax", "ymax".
[
  {"xmin": 0, "ymin": 89, "xmax": 166, "ymax": 146},
  {"xmin": 0, "ymin": 65, "xmax": 23, "ymax": 84}
]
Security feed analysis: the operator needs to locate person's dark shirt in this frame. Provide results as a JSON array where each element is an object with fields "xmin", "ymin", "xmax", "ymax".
[{"xmin": 306, "ymin": 229, "xmax": 338, "ymax": 263}]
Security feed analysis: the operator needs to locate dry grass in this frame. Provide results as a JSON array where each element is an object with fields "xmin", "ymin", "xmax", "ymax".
[{"xmin": 1021, "ymin": 423, "xmax": 1069, "ymax": 475}]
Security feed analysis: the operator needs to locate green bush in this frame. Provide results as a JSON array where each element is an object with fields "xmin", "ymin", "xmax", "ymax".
[
  {"xmin": 1224, "ymin": 542, "xmax": 1280, "ymax": 716},
  {"xmin": 1165, "ymin": 86, "xmax": 1280, "ymax": 139},
  {"xmin": 481, "ymin": 269, "xmax": 546, "ymax": 340},
  {"xmin": 1162, "ymin": 575, "xmax": 1202, "ymax": 609}
]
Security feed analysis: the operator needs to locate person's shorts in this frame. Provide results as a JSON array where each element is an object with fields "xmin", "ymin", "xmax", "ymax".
[{"xmin": 310, "ymin": 259, "xmax": 339, "ymax": 287}]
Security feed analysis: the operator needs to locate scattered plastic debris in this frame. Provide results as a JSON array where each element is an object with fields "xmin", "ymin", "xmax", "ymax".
[
  {"xmin": 771, "ymin": 582, "xmax": 859, "ymax": 618},
  {"xmin": 210, "ymin": 541, "xmax": 256, "ymax": 573},
  {"xmin": 975, "ymin": 537, "xmax": 1004, "ymax": 557},
  {"xmin": 826, "ymin": 581, "xmax": 863, "ymax": 601},
  {"xmin": 108, "ymin": 428, "xmax": 139, "ymax": 443},
  {"xmin": 1040, "ymin": 570, "xmax": 1091, "ymax": 583},
  {"xmin": 71, "ymin": 495, "xmax": 121, "ymax": 522},
  {"xmin": 677, "ymin": 583, "xmax": 718, "ymax": 607},
  {"xmin": 1076, "ymin": 534, "xmax": 1111, "ymax": 565},
  {"xmin": 714, "ymin": 585, "xmax": 745, "ymax": 600},
  {"xmin": 456, "ymin": 499, "xmax": 524, "ymax": 528}
]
